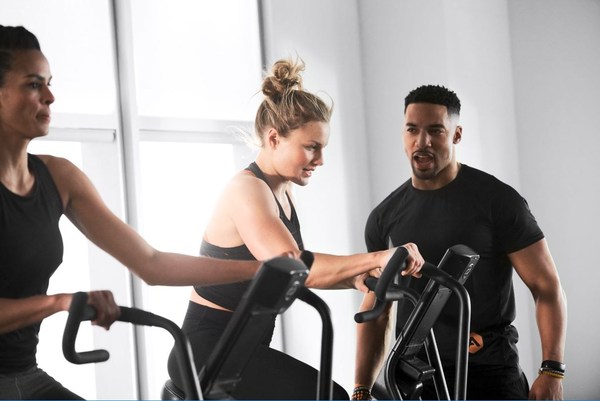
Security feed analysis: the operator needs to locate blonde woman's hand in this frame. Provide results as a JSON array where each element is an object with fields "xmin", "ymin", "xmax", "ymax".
[
  {"xmin": 400, "ymin": 243, "xmax": 424, "ymax": 277},
  {"xmin": 380, "ymin": 243, "xmax": 424, "ymax": 278},
  {"xmin": 352, "ymin": 271, "xmax": 374, "ymax": 293}
]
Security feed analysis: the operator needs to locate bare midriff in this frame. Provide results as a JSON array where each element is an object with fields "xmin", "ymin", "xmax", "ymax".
[{"xmin": 189, "ymin": 290, "xmax": 232, "ymax": 312}]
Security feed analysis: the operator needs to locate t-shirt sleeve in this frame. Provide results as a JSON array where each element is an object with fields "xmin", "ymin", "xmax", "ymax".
[
  {"xmin": 493, "ymin": 184, "xmax": 545, "ymax": 254},
  {"xmin": 365, "ymin": 208, "xmax": 388, "ymax": 252}
]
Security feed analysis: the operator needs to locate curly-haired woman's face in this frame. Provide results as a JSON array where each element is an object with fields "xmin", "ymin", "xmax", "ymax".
[
  {"xmin": 271, "ymin": 120, "xmax": 330, "ymax": 186},
  {"xmin": 0, "ymin": 50, "xmax": 54, "ymax": 139}
]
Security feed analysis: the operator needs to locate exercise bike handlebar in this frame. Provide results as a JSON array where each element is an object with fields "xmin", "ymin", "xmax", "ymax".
[
  {"xmin": 355, "ymin": 257, "xmax": 473, "ymax": 400},
  {"xmin": 63, "ymin": 292, "xmax": 108, "ymax": 364},
  {"xmin": 354, "ymin": 246, "xmax": 409, "ymax": 323},
  {"xmin": 63, "ymin": 292, "xmax": 202, "ymax": 400}
]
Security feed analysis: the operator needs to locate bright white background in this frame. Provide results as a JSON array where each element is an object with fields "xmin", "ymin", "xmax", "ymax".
[{"xmin": 1, "ymin": 0, "xmax": 598, "ymax": 399}]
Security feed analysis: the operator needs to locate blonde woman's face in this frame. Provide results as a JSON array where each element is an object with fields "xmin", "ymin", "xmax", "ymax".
[{"xmin": 272, "ymin": 121, "xmax": 330, "ymax": 186}]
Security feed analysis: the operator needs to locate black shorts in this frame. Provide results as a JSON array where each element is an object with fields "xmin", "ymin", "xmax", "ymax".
[{"xmin": 421, "ymin": 364, "xmax": 529, "ymax": 400}]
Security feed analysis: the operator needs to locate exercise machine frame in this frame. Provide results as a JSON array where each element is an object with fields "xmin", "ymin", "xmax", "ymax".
[
  {"xmin": 63, "ymin": 253, "xmax": 335, "ymax": 400},
  {"xmin": 355, "ymin": 244, "xmax": 479, "ymax": 400}
]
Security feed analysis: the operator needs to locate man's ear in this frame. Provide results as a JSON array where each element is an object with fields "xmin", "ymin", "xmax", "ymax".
[
  {"xmin": 267, "ymin": 128, "xmax": 280, "ymax": 148},
  {"xmin": 453, "ymin": 126, "xmax": 463, "ymax": 144}
]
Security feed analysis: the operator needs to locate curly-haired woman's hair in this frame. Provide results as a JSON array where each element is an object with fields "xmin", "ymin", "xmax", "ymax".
[
  {"xmin": 404, "ymin": 84, "xmax": 461, "ymax": 117},
  {"xmin": 0, "ymin": 25, "xmax": 41, "ymax": 87},
  {"xmin": 254, "ymin": 58, "xmax": 332, "ymax": 146}
]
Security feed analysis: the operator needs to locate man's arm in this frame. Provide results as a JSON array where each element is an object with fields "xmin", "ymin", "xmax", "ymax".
[
  {"xmin": 510, "ymin": 238, "xmax": 567, "ymax": 400},
  {"xmin": 354, "ymin": 209, "xmax": 394, "ymax": 398},
  {"xmin": 354, "ymin": 292, "xmax": 394, "ymax": 395}
]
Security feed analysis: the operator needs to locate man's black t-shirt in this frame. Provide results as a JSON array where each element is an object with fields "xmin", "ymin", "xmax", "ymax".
[{"xmin": 365, "ymin": 164, "xmax": 544, "ymax": 368}]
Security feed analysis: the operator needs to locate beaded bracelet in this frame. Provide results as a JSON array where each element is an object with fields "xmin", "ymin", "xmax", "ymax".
[{"xmin": 352, "ymin": 386, "xmax": 372, "ymax": 400}]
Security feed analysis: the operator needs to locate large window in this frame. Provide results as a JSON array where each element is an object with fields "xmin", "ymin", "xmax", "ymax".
[
  {"xmin": 131, "ymin": 0, "xmax": 262, "ymax": 121},
  {"xmin": 136, "ymin": 141, "xmax": 237, "ymax": 394},
  {"xmin": 1, "ymin": 0, "xmax": 263, "ymax": 399},
  {"xmin": 129, "ymin": 1, "xmax": 262, "ymax": 398}
]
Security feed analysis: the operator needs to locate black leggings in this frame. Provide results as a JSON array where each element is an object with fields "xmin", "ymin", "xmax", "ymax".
[
  {"xmin": 167, "ymin": 302, "xmax": 349, "ymax": 400},
  {"xmin": 0, "ymin": 367, "xmax": 83, "ymax": 400}
]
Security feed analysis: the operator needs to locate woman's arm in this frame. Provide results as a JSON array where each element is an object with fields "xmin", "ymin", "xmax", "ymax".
[
  {"xmin": 308, "ymin": 243, "xmax": 422, "ymax": 289},
  {"xmin": 0, "ymin": 290, "xmax": 120, "ymax": 334},
  {"xmin": 0, "ymin": 294, "xmax": 71, "ymax": 335},
  {"xmin": 42, "ymin": 155, "xmax": 260, "ymax": 287},
  {"xmin": 225, "ymin": 174, "xmax": 423, "ymax": 290}
]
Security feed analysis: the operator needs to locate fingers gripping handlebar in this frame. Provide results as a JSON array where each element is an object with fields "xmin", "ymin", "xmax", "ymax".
[
  {"xmin": 63, "ymin": 292, "xmax": 195, "ymax": 364},
  {"xmin": 63, "ymin": 292, "xmax": 109, "ymax": 364},
  {"xmin": 354, "ymin": 247, "xmax": 409, "ymax": 323}
]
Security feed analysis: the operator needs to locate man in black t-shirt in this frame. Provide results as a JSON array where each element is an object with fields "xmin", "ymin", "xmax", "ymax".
[{"xmin": 352, "ymin": 85, "xmax": 567, "ymax": 400}]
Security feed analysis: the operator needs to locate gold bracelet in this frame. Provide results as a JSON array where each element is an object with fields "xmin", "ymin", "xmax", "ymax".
[{"xmin": 538, "ymin": 368, "xmax": 565, "ymax": 379}]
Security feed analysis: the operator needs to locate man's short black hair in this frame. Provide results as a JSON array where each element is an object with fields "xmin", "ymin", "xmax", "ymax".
[{"xmin": 404, "ymin": 85, "xmax": 461, "ymax": 116}]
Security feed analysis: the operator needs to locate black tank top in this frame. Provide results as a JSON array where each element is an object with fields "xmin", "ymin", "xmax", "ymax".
[
  {"xmin": 194, "ymin": 162, "xmax": 303, "ymax": 310},
  {"xmin": 0, "ymin": 154, "xmax": 64, "ymax": 373}
]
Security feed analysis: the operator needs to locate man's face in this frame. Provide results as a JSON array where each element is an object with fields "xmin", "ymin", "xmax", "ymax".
[{"xmin": 402, "ymin": 102, "xmax": 462, "ymax": 190}]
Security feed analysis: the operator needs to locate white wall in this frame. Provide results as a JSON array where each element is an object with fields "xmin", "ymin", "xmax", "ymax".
[
  {"xmin": 509, "ymin": 1, "xmax": 600, "ymax": 398},
  {"xmin": 262, "ymin": 0, "xmax": 600, "ymax": 398}
]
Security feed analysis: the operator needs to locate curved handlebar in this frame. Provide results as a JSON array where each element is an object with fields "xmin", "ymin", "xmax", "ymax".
[
  {"xmin": 354, "ymin": 247, "xmax": 408, "ymax": 323},
  {"xmin": 63, "ymin": 292, "xmax": 109, "ymax": 364},
  {"xmin": 63, "ymin": 292, "xmax": 201, "ymax": 400}
]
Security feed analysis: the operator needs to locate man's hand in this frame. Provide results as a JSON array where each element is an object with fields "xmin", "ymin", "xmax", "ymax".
[{"xmin": 529, "ymin": 373, "xmax": 563, "ymax": 400}]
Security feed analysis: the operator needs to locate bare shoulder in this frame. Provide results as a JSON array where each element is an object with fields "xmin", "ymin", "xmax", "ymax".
[
  {"xmin": 203, "ymin": 169, "xmax": 275, "ymax": 245},
  {"xmin": 227, "ymin": 169, "xmax": 272, "ymax": 199},
  {"xmin": 34, "ymin": 154, "xmax": 94, "ymax": 207},
  {"xmin": 220, "ymin": 169, "xmax": 279, "ymax": 219},
  {"xmin": 35, "ymin": 154, "xmax": 80, "ymax": 177}
]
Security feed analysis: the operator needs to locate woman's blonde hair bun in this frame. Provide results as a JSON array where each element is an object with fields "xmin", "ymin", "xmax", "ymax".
[
  {"xmin": 262, "ymin": 58, "xmax": 305, "ymax": 101},
  {"xmin": 254, "ymin": 57, "xmax": 332, "ymax": 145}
]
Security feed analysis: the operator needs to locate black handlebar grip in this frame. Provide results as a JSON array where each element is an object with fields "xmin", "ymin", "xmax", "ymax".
[
  {"xmin": 63, "ymin": 292, "xmax": 110, "ymax": 364},
  {"xmin": 373, "ymin": 246, "xmax": 408, "ymax": 301},
  {"xmin": 300, "ymin": 250, "xmax": 315, "ymax": 269},
  {"xmin": 363, "ymin": 276, "xmax": 378, "ymax": 292},
  {"xmin": 354, "ymin": 301, "xmax": 388, "ymax": 323},
  {"xmin": 354, "ymin": 247, "xmax": 409, "ymax": 323}
]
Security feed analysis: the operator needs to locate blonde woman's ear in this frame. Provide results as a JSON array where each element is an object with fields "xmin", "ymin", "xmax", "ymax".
[{"xmin": 267, "ymin": 128, "xmax": 280, "ymax": 148}]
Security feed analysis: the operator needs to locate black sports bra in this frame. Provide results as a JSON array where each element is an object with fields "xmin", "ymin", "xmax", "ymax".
[{"xmin": 193, "ymin": 162, "xmax": 303, "ymax": 311}]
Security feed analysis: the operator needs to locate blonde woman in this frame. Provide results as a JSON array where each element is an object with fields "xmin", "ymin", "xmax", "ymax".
[{"xmin": 167, "ymin": 58, "xmax": 424, "ymax": 399}]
